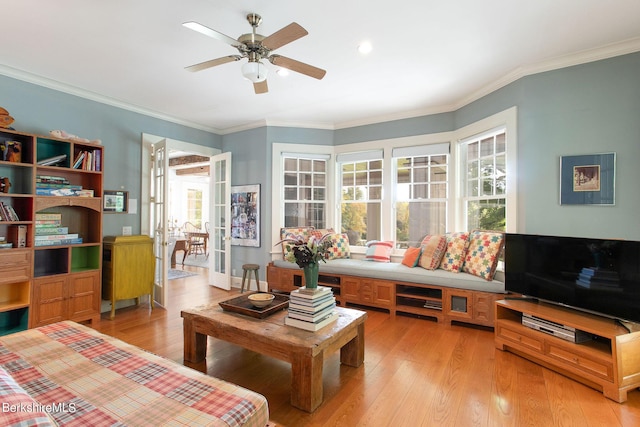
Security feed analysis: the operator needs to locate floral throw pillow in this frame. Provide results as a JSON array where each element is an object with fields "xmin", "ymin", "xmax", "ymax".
[
  {"xmin": 365, "ymin": 240, "xmax": 394, "ymax": 262},
  {"xmin": 462, "ymin": 231, "xmax": 505, "ymax": 280},
  {"xmin": 326, "ymin": 233, "xmax": 350, "ymax": 259},
  {"xmin": 439, "ymin": 232, "xmax": 470, "ymax": 273},
  {"xmin": 279, "ymin": 227, "xmax": 314, "ymax": 259},
  {"xmin": 418, "ymin": 235, "xmax": 447, "ymax": 270}
]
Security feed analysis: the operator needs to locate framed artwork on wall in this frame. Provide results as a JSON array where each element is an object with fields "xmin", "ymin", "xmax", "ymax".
[
  {"xmin": 103, "ymin": 190, "xmax": 129, "ymax": 213},
  {"xmin": 231, "ymin": 184, "xmax": 260, "ymax": 247},
  {"xmin": 560, "ymin": 153, "xmax": 615, "ymax": 205}
]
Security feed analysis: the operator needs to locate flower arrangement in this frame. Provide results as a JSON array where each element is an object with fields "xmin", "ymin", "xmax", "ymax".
[{"xmin": 276, "ymin": 233, "xmax": 333, "ymax": 268}]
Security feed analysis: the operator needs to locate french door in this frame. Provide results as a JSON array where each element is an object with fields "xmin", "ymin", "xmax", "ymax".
[{"xmin": 209, "ymin": 152, "xmax": 231, "ymax": 289}]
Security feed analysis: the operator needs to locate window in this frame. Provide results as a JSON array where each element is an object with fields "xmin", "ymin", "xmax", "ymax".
[
  {"xmin": 283, "ymin": 155, "xmax": 327, "ymax": 228},
  {"xmin": 394, "ymin": 144, "xmax": 449, "ymax": 248},
  {"xmin": 338, "ymin": 151, "xmax": 383, "ymax": 245},
  {"xmin": 186, "ymin": 188, "xmax": 203, "ymax": 229},
  {"xmin": 460, "ymin": 129, "xmax": 506, "ymax": 231}
]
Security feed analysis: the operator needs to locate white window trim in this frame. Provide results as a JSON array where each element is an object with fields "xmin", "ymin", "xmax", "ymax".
[
  {"xmin": 270, "ymin": 107, "xmax": 517, "ymax": 257},
  {"xmin": 271, "ymin": 143, "xmax": 334, "ymax": 257},
  {"xmin": 333, "ymin": 134, "xmax": 452, "ymax": 254},
  {"xmin": 451, "ymin": 106, "xmax": 517, "ymax": 232}
]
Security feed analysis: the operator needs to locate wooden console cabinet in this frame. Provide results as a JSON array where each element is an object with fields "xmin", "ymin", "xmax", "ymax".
[
  {"xmin": 495, "ymin": 299, "xmax": 640, "ymax": 402},
  {"xmin": 267, "ymin": 262, "xmax": 503, "ymax": 327}
]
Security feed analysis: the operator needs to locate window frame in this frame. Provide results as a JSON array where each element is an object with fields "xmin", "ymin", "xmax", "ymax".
[
  {"xmin": 270, "ymin": 107, "xmax": 517, "ymax": 258},
  {"xmin": 452, "ymin": 107, "xmax": 518, "ymax": 232}
]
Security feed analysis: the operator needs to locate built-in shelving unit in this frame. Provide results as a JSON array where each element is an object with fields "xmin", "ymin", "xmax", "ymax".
[
  {"xmin": 0, "ymin": 128, "xmax": 103, "ymax": 334},
  {"xmin": 267, "ymin": 262, "xmax": 502, "ymax": 327},
  {"xmin": 495, "ymin": 299, "xmax": 640, "ymax": 402}
]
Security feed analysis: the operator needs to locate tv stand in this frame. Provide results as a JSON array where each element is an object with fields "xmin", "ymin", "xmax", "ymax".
[{"xmin": 495, "ymin": 299, "xmax": 640, "ymax": 403}]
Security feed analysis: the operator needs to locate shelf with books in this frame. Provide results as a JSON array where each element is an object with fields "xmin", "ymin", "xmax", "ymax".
[
  {"xmin": 71, "ymin": 142, "xmax": 103, "ymax": 172},
  {"xmin": 0, "ymin": 195, "xmax": 34, "ymax": 223},
  {"xmin": 0, "ymin": 128, "xmax": 103, "ymax": 331}
]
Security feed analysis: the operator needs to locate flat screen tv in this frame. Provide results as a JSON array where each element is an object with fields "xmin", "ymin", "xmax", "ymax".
[{"xmin": 504, "ymin": 233, "xmax": 640, "ymax": 324}]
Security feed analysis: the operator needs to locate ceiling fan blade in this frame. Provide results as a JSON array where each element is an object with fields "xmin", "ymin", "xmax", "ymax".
[
  {"xmin": 261, "ymin": 22, "xmax": 308, "ymax": 51},
  {"xmin": 254, "ymin": 80, "xmax": 268, "ymax": 94},
  {"xmin": 185, "ymin": 55, "xmax": 241, "ymax": 72},
  {"xmin": 269, "ymin": 55, "xmax": 326, "ymax": 80},
  {"xmin": 182, "ymin": 21, "xmax": 243, "ymax": 48}
]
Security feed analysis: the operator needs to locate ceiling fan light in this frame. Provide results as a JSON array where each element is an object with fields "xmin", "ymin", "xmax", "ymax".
[{"xmin": 242, "ymin": 61, "xmax": 268, "ymax": 82}]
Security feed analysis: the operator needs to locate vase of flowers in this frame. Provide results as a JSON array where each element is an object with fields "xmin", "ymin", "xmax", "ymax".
[{"xmin": 276, "ymin": 233, "xmax": 333, "ymax": 289}]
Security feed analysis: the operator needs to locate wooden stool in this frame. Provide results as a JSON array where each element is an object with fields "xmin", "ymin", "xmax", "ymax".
[{"xmin": 241, "ymin": 264, "xmax": 260, "ymax": 293}]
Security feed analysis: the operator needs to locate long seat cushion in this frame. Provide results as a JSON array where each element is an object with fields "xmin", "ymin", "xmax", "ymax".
[{"xmin": 272, "ymin": 258, "xmax": 505, "ymax": 294}]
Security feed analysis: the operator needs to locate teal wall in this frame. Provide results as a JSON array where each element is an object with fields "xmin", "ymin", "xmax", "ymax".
[
  {"xmin": 2, "ymin": 51, "xmax": 639, "ymax": 278},
  {"xmin": 455, "ymin": 53, "xmax": 640, "ymax": 239},
  {"xmin": 0, "ymin": 76, "xmax": 221, "ymax": 236}
]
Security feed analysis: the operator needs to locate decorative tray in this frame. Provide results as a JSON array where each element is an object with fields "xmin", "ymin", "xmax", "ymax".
[{"xmin": 219, "ymin": 293, "xmax": 289, "ymax": 319}]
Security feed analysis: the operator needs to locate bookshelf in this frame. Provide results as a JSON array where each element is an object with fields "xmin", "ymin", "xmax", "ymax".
[{"xmin": 0, "ymin": 128, "xmax": 103, "ymax": 334}]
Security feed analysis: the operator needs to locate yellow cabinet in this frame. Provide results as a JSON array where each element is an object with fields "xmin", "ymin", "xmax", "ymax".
[{"xmin": 102, "ymin": 235, "xmax": 155, "ymax": 319}]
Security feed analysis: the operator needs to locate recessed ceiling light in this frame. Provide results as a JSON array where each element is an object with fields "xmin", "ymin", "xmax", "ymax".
[
  {"xmin": 276, "ymin": 68, "xmax": 289, "ymax": 77},
  {"xmin": 358, "ymin": 41, "xmax": 373, "ymax": 55}
]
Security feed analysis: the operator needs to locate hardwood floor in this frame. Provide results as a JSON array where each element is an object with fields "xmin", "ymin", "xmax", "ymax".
[{"xmin": 93, "ymin": 267, "xmax": 640, "ymax": 427}]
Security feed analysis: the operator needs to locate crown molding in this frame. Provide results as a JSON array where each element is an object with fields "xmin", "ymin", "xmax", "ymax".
[
  {"xmin": 3, "ymin": 37, "xmax": 640, "ymax": 135},
  {"xmin": 0, "ymin": 64, "xmax": 223, "ymax": 135},
  {"xmin": 453, "ymin": 36, "xmax": 640, "ymax": 111}
]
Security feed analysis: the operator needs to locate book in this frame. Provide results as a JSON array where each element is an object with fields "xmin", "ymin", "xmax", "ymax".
[
  {"xmin": 37, "ymin": 154, "xmax": 67, "ymax": 166},
  {"xmin": 34, "ymin": 237, "xmax": 83, "ymax": 247},
  {"xmin": 284, "ymin": 311, "xmax": 339, "ymax": 331},
  {"xmin": 36, "ymin": 175, "xmax": 70, "ymax": 184},
  {"xmin": 8, "ymin": 225, "xmax": 27, "ymax": 248},
  {"xmin": 73, "ymin": 151, "xmax": 86, "ymax": 169},
  {"xmin": 35, "ymin": 213, "xmax": 62, "ymax": 221},
  {"xmin": 288, "ymin": 304, "xmax": 337, "ymax": 322},
  {"xmin": 36, "ymin": 188, "xmax": 86, "ymax": 196},
  {"xmin": 289, "ymin": 293, "xmax": 335, "ymax": 308},
  {"xmin": 291, "ymin": 286, "xmax": 333, "ymax": 299},
  {"xmin": 288, "ymin": 297, "xmax": 336, "ymax": 314},
  {"xmin": 35, "ymin": 220, "xmax": 63, "ymax": 228},
  {"xmin": 35, "ymin": 227, "xmax": 69, "ymax": 235},
  {"xmin": 35, "ymin": 233, "xmax": 79, "ymax": 240}
]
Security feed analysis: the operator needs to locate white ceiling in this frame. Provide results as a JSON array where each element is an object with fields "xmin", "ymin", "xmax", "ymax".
[{"xmin": 3, "ymin": 0, "xmax": 640, "ymax": 134}]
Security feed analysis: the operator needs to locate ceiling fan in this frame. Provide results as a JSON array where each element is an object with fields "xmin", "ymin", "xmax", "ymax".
[{"xmin": 183, "ymin": 13, "xmax": 326, "ymax": 94}]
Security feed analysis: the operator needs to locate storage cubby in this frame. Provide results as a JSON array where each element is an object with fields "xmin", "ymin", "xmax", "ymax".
[
  {"xmin": 35, "ymin": 137, "xmax": 72, "ymax": 167},
  {"xmin": 34, "ymin": 247, "xmax": 69, "ymax": 276},
  {"xmin": 495, "ymin": 299, "xmax": 640, "ymax": 402},
  {"xmin": 0, "ymin": 130, "xmax": 34, "ymax": 165},
  {"xmin": 0, "ymin": 280, "xmax": 30, "ymax": 311},
  {"xmin": 0, "ymin": 307, "xmax": 29, "ymax": 336},
  {"xmin": 395, "ymin": 284, "xmax": 443, "ymax": 320},
  {"xmin": 71, "ymin": 245, "xmax": 101, "ymax": 272},
  {"xmin": 0, "ymin": 165, "xmax": 34, "ymax": 195},
  {"xmin": 0, "ymin": 195, "xmax": 34, "ymax": 223}
]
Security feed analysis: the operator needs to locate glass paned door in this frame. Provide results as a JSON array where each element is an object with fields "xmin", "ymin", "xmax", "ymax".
[{"xmin": 209, "ymin": 152, "xmax": 231, "ymax": 289}]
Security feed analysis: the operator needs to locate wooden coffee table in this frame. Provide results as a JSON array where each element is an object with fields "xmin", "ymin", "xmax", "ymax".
[{"xmin": 181, "ymin": 303, "xmax": 367, "ymax": 412}]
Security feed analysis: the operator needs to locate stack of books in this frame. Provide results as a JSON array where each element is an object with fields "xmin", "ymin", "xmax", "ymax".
[
  {"xmin": 34, "ymin": 213, "xmax": 83, "ymax": 246},
  {"xmin": 0, "ymin": 201, "xmax": 19, "ymax": 221},
  {"xmin": 575, "ymin": 267, "xmax": 621, "ymax": 291},
  {"xmin": 285, "ymin": 286, "xmax": 338, "ymax": 331},
  {"xmin": 72, "ymin": 149, "xmax": 101, "ymax": 171},
  {"xmin": 36, "ymin": 175, "xmax": 94, "ymax": 197}
]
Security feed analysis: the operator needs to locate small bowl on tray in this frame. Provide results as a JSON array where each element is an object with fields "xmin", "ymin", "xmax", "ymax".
[{"xmin": 247, "ymin": 293, "xmax": 275, "ymax": 308}]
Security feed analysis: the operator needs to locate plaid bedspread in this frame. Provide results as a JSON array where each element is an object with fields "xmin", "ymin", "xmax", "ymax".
[{"xmin": 0, "ymin": 321, "xmax": 269, "ymax": 427}]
